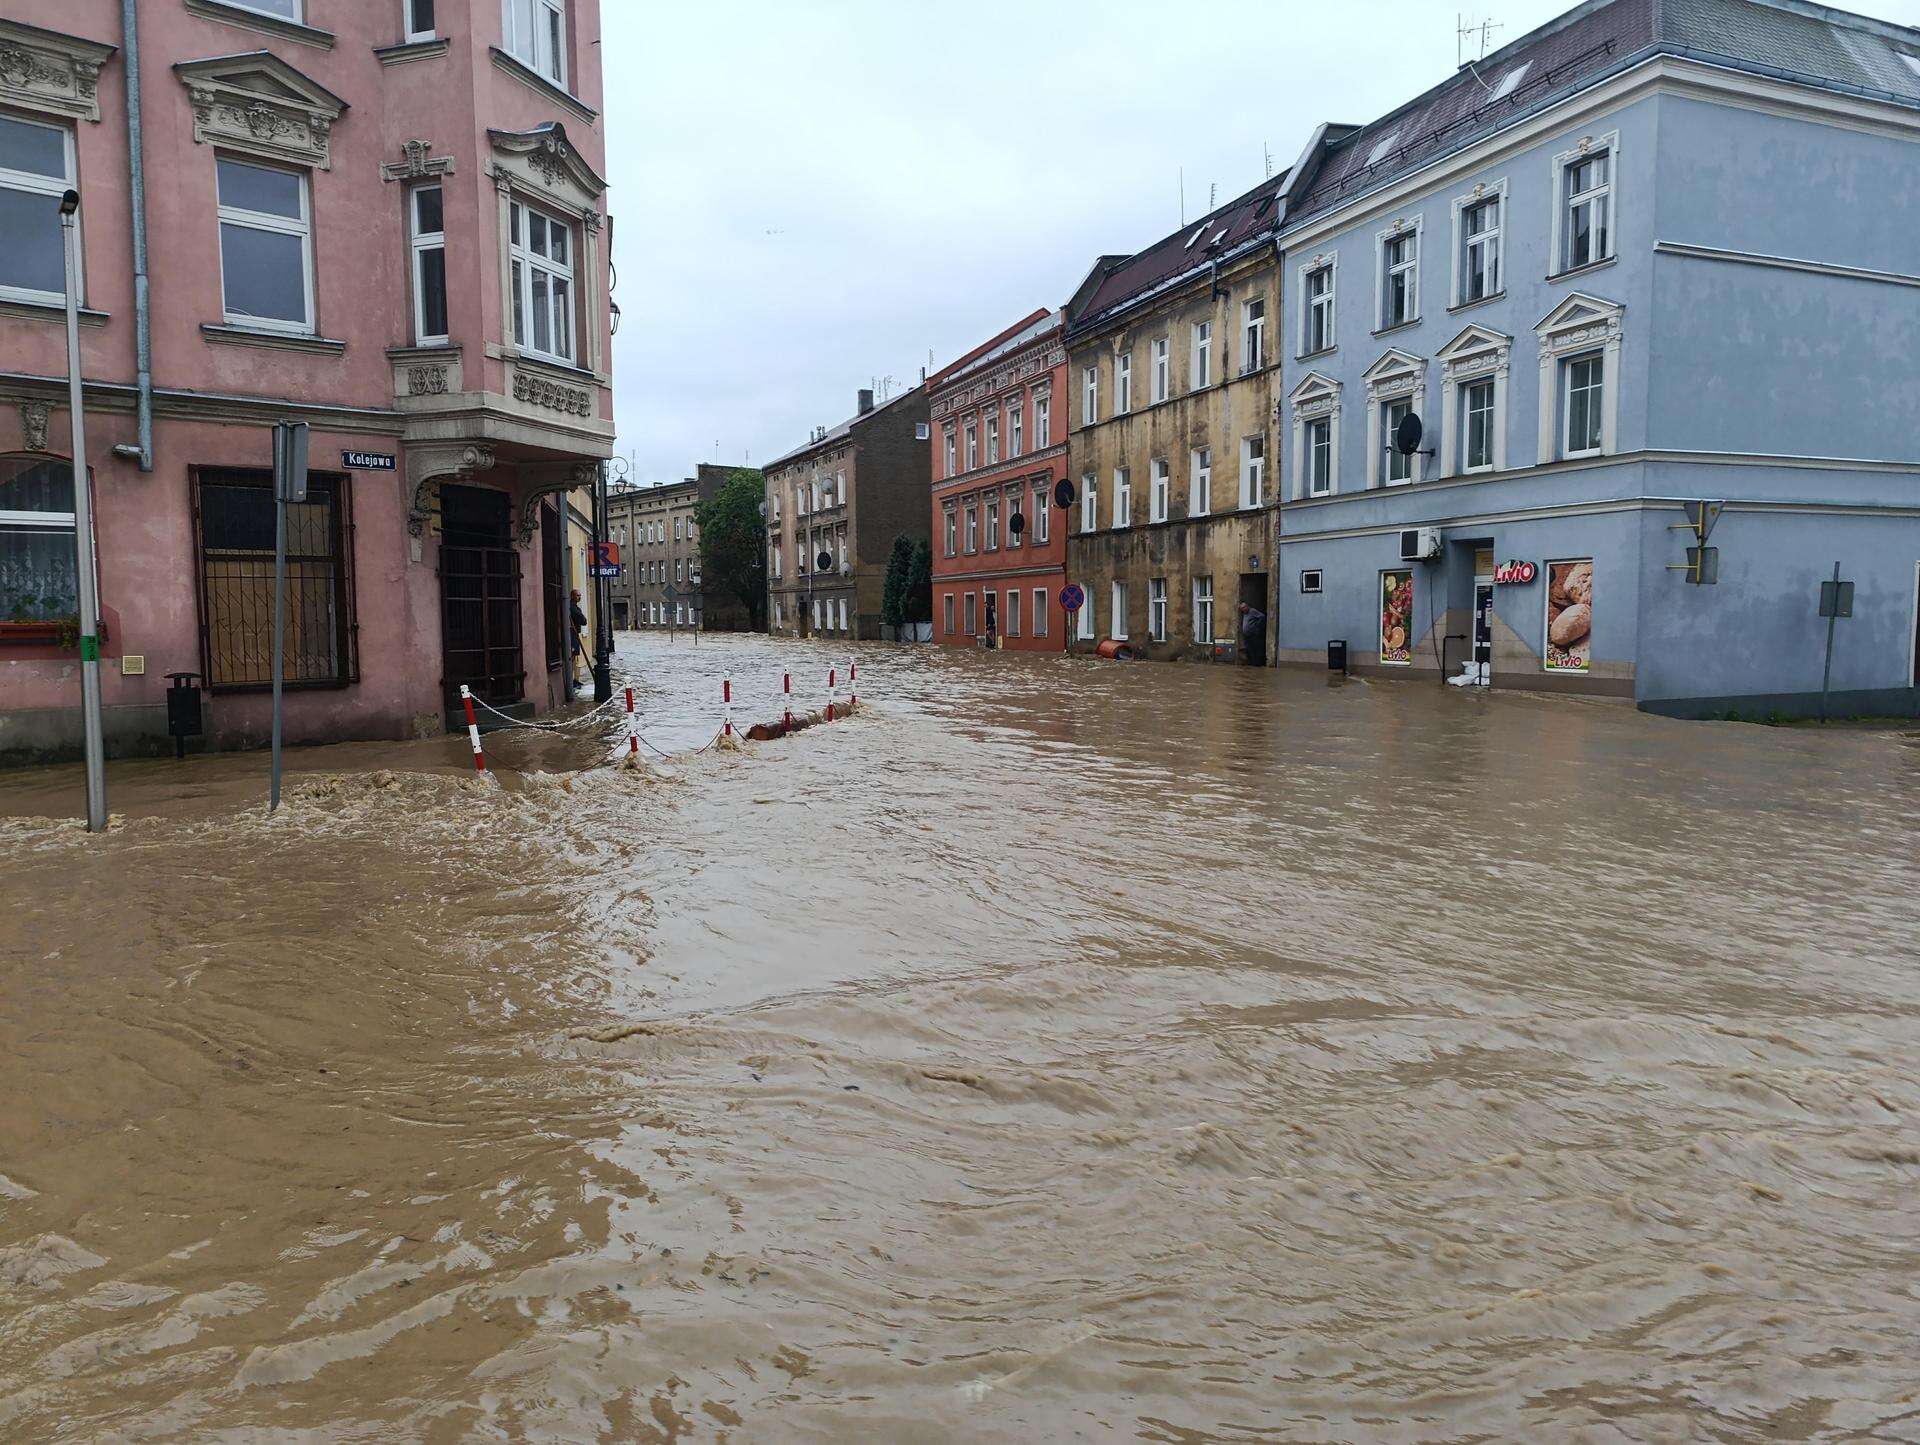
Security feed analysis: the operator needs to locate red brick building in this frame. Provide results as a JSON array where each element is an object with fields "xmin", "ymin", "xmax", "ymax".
[{"xmin": 929, "ymin": 309, "xmax": 1068, "ymax": 651}]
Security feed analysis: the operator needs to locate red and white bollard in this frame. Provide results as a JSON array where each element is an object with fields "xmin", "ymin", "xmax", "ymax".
[
  {"xmin": 624, "ymin": 686, "xmax": 638, "ymax": 757},
  {"xmin": 459, "ymin": 685, "xmax": 486, "ymax": 773},
  {"xmin": 849, "ymin": 661, "xmax": 857, "ymax": 710},
  {"xmin": 827, "ymin": 666, "xmax": 837, "ymax": 723},
  {"xmin": 782, "ymin": 668, "xmax": 792, "ymax": 734},
  {"xmin": 723, "ymin": 676, "xmax": 734, "ymax": 738}
]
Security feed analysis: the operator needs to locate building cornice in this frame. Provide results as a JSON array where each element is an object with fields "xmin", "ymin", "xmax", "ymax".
[
  {"xmin": 932, "ymin": 444, "xmax": 1067, "ymax": 496},
  {"xmin": 1066, "ymin": 235, "xmax": 1280, "ymax": 345}
]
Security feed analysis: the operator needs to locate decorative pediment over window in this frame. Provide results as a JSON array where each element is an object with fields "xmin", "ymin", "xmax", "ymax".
[
  {"xmin": 1289, "ymin": 370, "xmax": 1341, "ymax": 415},
  {"xmin": 488, "ymin": 123, "xmax": 607, "ymax": 212},
  {"xmin": 1436, "ymin": 322, "xmax": 1512, "ymax": 382},
  {"xmin": 174, "ymin": 51, "xmax": 348, "ymax": 170},
  {"xmin": 0, "ymin": 19, "xmax": 117, "ymax": 123},
  {"xmin": 1362, "ymin": 347, "xmax": 1426, "ymax": 398},
  {"xmin": 1535, "ymin": 291, "xmax": 1624, "ymax": 357}
]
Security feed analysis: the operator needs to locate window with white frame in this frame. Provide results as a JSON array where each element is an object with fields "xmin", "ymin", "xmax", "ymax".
[
  {"xmin": 837, "ymin": 598, "xmax": 847, "ymax": 632},
  {"xmin": 1458, "ymin": 192, "xmax": 1501, "ymax": 304},
  {"xmin": 1076, "ymin": 590, "xmax": 1094, "ymax": 640},
  {"xmin": 0, "ymin": 458, "xmax": 78, "ymax": 626},
  {"xmin": 1379, "ymin": 227, "xmax": 1418, "ymax": 329},
  {"xmin": 1116, "ymin": 353, "xmax": 1132, "ymax": 413},
  {"xmin": 943, "ymin": 507, "xmax": 956, "ymax": 557},
  {"xmin": 406, "ymin": 0, "xmax": 437, "ymax": 40},
  {"xmin": 964, "ymin": 591, "xmax": 977, "ymax": 635},
  {"xmin": 1300, "ymin": 569, "xmax": 1323, "ymax": 594},
  {"xmin": 1560, "ymin": 145, "xmax": 1612, "ymax": 272},
  {"xmin": 1302, "ymin": 261, "xmax": 1334, "ymax": 355},
  {"xmin": 1006, "ymin": 588, "xmax": 1020, "ymax": 637},
  {"xmin": 1148, "ymin": 577, "xmax": 1167, "ymax": 641},
  {"xmin": 1152, "ymin": 337, "xmax": 1170, "ymax": 402},
  {"xmin": 986, "ymin": 412, "xmax": 999, "ymax": 464},
  {"xmin": 1009, "ymin": 401, "xmax": 1023, "ymax": 458},
  {"xmin": 1362, "ymin": 352, "xmax": 1425, "ymax": 488},
  {"xmin": 1082, "ymin": 365, "xmax": 1098, "ymax": 425},
  {"xmin": 1240, "ymin": 435, "xmax": 1265, "ymax": 508},
  {"xmin": 1110, "ymin": 580, "xmax": 1128, "ymax": 640},
  {"xmin": 942, "ymin": 426, "xmax": 956, "ymax": 477},
  {"xmin": 965, "ymin": 502, "xmax": 978, "ymax": 553},
  {"xmin": 1080, "ymin": 473, "xmax": 1097, "ymax": 531},
  {"xmin": 217, "ymin": 156, "xmax": 313, "ymax": 333},
  {"xmin": 1191, "ymin": 320, "xmax": 1212, "ymax": 388},
  {"xmin": 1033, "ymin": 588, "xmax": 1048, "ymax": 636},
  {"xmin": 985, "ymin": 494, "xmax": 999, "ymax": 550},
  {"xmin": 942, "ymin": 592, "xmax": 954, "ymax": 636},
  {"xmin": 771, "ymin": 542, "xmax": 782, "ymax": 578},
  {"xmin": 1306, "ymin": 417, "xmax": 1332, "ymax": 495},
  {"xmin": 1034, "ymin": 485, "xmax": 1050, "ymax": 542},
  {"xmin": 964, "ymin": 418, "xmax": 978, "ymax": 470},
  {"xmin": 509, "ymin": 199, "xmax": 574, "ymax": 362},
  {"xmin": 1192, "ymin": 576, "xmax": 1214, "ymax": 643},
  {"xmin": 1383, "ymin": 399, "xmax": 1414, "ymax": 483},
  {"xmin": 1241, "ymin": 297, "xmax": 1267, "ymax": 373},
  {"xmin": 1563, "ymin": 354, "xmax": 1604, "ymax": 458},
  {"xmin": 1005, "ymin": 486, "xmax": 1022, "ymax": 548},
  {"xmin": 233, "ymin": 0, "xmax": 301, "ymax": 17},
  {"xmin": 0, "ymin": 114, "xmax": 75, "ymax": 306},
  {"xmin": 1034, "ymin": 391, "xmax": 1050, "ymax": 448},
  {"xmin": 1112, "ymin": 467, "xmax": 1131, "ymax": 528},
  {"xmin": 503, "ymin": 0, "xmax": 567, "ymax": 86},
  {"xmin": 1462, "ymin": 379, "xmax": 1496, "ymax": 471},
  {"xmin": 1149, "ymin": 458, "xmax": 1169, "ymax": 522},
  {"xmin": 1190, "ymin": 446, "xmax": 1211, "ymax": 517},
  {"xmin": 812, "ymin": 597, "xmax": 822, "ymax": 631}
]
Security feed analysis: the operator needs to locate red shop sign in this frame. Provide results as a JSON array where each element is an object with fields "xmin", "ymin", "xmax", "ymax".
[{"xmin": 1492, "ymin": 560, "xmax": 1537, "ymax": 585}]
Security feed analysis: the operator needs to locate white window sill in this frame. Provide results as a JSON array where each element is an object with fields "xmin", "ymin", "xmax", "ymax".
[
  {"xmin": 1547, "ymin": 255, "xmax": 1618, "ymax": 284},
  {"xmin": 376, "ymin": 37, "xmax": 451, "ymax": 65},
  {"xmin": 1562, "ymin": 448, "xmax": 1605, "ymax": 462},
  {"xmin": 203, "ymin": 323, "xmax": 345, "ymax": 355}
]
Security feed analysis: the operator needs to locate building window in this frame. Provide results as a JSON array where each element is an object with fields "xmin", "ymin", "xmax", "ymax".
[
  {"xmin": 1005, "ymin": 487, "xmax": 1022, "ymax": 548},
  {"xmin": 1241, "ymin": 297, "xmax": 1267, "ymax": 373},
  {"xmin": 943, "ymin": 426, "xmax": 956, "ymax": 477},
  {"xmin": 1302, "ymin": 262, "xmax": 1334, "ymax": 355},
  {"xmin": 675, "ymin": 558, "xmax": 684, "ymax": 582},
  {"xmin": 1563, "ymin": 354, "xmax": 1604, "ymax": 458},
  {"xmin": 943, "ymin": 508, "xmax": 956, "ymax": 557},
  {"xmin": 195, "ymin": 468, "xmax": 353, "ymax": 689},
  {"xmin": 1300, "ymin": 569, "xmax": 1324, "ymax": 594},
  {"xmin": 985, "ymin": 495, "xmax": 1000, "ymax": 551},
  {"xmin": 1009, "ymin": 402, "xmax": 1023, "ymax": 458},
  {"xmin": 1306, "ymin": 417, "xmax": 1332, "ymax": 495},
  {"xmin": 1005, "ymin": 588, "xmax": 1020, "ymax": 638},
  {"xmin": 965, "ymin": 503, "xmax": 978, "ymax": 553},
  {"xmin": 1082, "ymin": 365, "xmax": 1098, "ymax": 425},
  {"xmin": 0, "ymin": 457, "xmax": 77, "ymax": 625},
  {"xmin": 1116, "ymin": 353, "xmax": 1132, "ymax": 413},
  {"xmin": 1380, "ymin": 227, "xmax": 1418, "ymax": 329},
  {"xmin": 943, "ymin": 592, "xmax": 954, "ymax": 636},
  {"xmin": 1112, "ymin": 467, "xmax": 1131, "ymax": 528},
  {"xmin": 233, "ymin": 0, "xmax": 301, "ymax": 17},
  {"xmin": 1079, "ymin": 474, "xmax": 1097, "ymax": 532},
  {"xmin": 1076, "ymin": 589, "xmax": 1094, "ymax": 640},
  {"xmin": 1186, "ymin": 446, "xmax": 1211, "ymax": 517},
  {"xmin": 1034, "ymin": 392, "xmax": 1050, "ymax": 448},
  {"xmin": 217, "ymin": 156, "xmax": 313, "ymax": 334},
  {"xmin": 1191, "ymin": 320, "xmax": 1212, "ymax": 388},
  {"xmin": 1561, "ymin": 146, "xmax": 1612, "ymax": 272},
  {"xmin": 1152, "ymin": 337, "xmax": 1170, "ymax": 402},
  {"xmin": 965, "ymin": 419, "xmax": 978, "ymax": 470},
  {"xmin": 811, "ymin": 598, "xmax": 822, "ymax": 631},
  {"xmin": 1459, "ymin": 193, "xmax": 1501, "ymax": 303},
  {"xmin": 406, "ymin": 0, "xmax": 436, "ymax": 40},
  {"xmin": 0, "ymin": 114, "xmax": 75, "ymax": 306},
  {"xmin": 1033, "ymin": 588, "xmax": 1048, "ymax": 636},
  {"xmin": 986, "ymin": 412, "xmax": 999, "ymax": 464},
  {"xmin": 405, "ymin": 184, "xmax": 447, "ymax": 343},
  {"xmin": 509, "ymin": 200, "xmax": 574, "ymax": 363},
  {"xmin": 1110, "ymin": 581, "xmax": 1128, "ymax": 640},
  {"xmin": 1149, "ymin": 458, "xmax": 1169, "ymax": 523},
  {"xmin": 1383, "ymin": 400, "xmax": 1414, "ymax": 483},
  {"xmin": 838, "ymin": 598, "xmax": 847, "ymax": 633},
  {"xmin": 1463, "ymin": 378, "xmax": 1496, "ymax": 472},
  {"xmin": 964, "ymin": 591, "xmax": 977, "ymax": 636},
  {"xmin": 1148, "ymin": 577, "xmax": 1167, "ymax": 642},
  {"xmin": 1034, "ymin": 486, "xmax": 1050, "ymax": 542},
  {"xmin": 1192, "ymin": 576, "xmax": 1214, "ymax": 644},
  {"xmin": 503, "ymin": 0, "xmax": 567, "ymax": 86},
  {"xmin": 1240, "ymin": 435, "xmax": 1265, "ymax": 508}
]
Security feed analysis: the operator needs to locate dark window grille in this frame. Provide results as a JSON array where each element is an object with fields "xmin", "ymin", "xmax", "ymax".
[{"xmin": 193, "ymin": 467, "xmax": 357, "ymax": 691}]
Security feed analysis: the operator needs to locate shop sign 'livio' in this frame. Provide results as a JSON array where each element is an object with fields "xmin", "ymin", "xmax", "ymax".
[{"xmin": 1492, "ymin": 560, "xmax": 1538, "ymax": 585}]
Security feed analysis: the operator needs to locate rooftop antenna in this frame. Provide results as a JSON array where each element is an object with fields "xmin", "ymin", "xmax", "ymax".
[
  {"xmin": 1457, "ymin": 12, "xmax": 1502, "ymax": 71},
  {"xmin": 1179, "ymin": 165, "xmax": 1185, "ymax": 225},
  {"xmin": 1264, "ymin": 142, "xmax": 1274, "ymax": 179},
  {"xmin": 1208, "ymin": 181, "xmax": 1218, "ymax": 211}
]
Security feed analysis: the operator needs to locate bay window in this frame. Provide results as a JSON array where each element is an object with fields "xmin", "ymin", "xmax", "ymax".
[
  {"xmin": 509, "ymin": 199, "xmax": 574, "ymax": 363},
  {"xmin": 410, "ymin": 185, "xmax": 448, "ymax": 345},
  {"xmin": 217, "ymin": 156, "xmax": 313, "ymax": 334},
  {"xmin": 503, "ymin": 0, "xmax": 567, "ymax": 86},
  {"xmin": 0, "ymin": 113, "xmax": 75, "ymax": 306}
]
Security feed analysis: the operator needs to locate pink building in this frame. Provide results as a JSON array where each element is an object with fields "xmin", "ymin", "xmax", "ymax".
[{"xmin": 0, "ymin": 0, "xmax": 615, "ymax": 762}]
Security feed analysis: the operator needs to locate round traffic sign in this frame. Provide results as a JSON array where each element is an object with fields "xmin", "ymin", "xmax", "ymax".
[{"xmin": 1059, "ymin": 583, "xmax": 1085, "ymax": 612}]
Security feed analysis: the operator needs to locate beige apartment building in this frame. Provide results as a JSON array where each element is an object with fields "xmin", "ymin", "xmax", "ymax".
[
  {"xmin": 1065, "ymin": 176, "xmax": 1286, "ymax": 662},
  {"xmin": 607, "ymin": 480, "xmax": 701, "ymax": 629}
]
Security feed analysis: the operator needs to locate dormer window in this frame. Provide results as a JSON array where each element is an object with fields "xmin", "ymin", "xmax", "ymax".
[{"xmin": 503, "ymin": 0, "xmax": 566, "ymax": 86}]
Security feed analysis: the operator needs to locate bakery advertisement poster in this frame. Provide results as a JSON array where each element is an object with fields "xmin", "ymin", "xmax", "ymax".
[
  {"xmin": 1380, "ymin": 570, "xmax": 1414, "ymax": 666},
  {"xmin": 1544, "ymin": 559, "xmax": 1593, "ymax": 672}
]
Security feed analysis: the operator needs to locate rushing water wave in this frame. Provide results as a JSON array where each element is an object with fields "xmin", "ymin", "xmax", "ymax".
[{"xmin": 2, "ymin": 633, "xmax": 1917, "ymax": 1440}]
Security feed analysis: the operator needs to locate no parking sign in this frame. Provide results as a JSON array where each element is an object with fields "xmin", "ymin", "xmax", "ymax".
[{"xmin": 1059, "ymin": 584, "xmax": 1085, "ymax": 613}]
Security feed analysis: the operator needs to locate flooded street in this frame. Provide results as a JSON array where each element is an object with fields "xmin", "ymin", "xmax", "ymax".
[{"xmin": 3, "ymin": 635, "xmax": 1918, "ymax": 1441}]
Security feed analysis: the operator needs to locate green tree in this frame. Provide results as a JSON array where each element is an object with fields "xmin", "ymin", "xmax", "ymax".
[
  {"xmin": 881, "ymin": 534, "xmax": 913, "ymax": 628},
  {"xmin": 693, "ymin": 468, "xmax": 768, "ymax": 630},
  {"xmin": 906, "ymin": 538, "xmax": 933, "ymax": 625}
]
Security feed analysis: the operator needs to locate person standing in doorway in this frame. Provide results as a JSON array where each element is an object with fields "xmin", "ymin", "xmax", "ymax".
[
  {"xmin": 1239, "ymin": 600, "xmax": 1267, "ymax": 667},
  {"xmin": 569, "ymin": 588, "xmax": 589, "ymax": 687},
  {"xmin": 984, "ymin": 597, "xmax": 998, "ymax": 650}
]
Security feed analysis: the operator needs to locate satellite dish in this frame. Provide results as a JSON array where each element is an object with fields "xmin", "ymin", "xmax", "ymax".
[
  {"xmin": 1009, "ymin": 512, "xmax": 1026, "ymax": 536},
  {"xmin": 1394, "ymin": 411, "xmax": 1425, "ymax": 455},
  {"xmin": 815, "ymin": 550, "xmax": 833, "ymax": 573},
  {"xmin": 1053, "ymin": 477, "xmax": 1076, "ymax": 508}
]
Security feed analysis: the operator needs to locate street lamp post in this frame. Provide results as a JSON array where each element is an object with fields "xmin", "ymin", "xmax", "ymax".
[{"xmin": 59, "ymin": 189, "xmax": 107, "ymax": 832}]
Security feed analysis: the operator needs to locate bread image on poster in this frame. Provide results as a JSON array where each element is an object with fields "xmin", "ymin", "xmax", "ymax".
[
  {"xmin": 1380, "ymin": 570, "xmax": 1414, "ymax": 665},
  {"xmin": 1545, "ymin": 559, "xmax": 1592, "ymax": 672}
]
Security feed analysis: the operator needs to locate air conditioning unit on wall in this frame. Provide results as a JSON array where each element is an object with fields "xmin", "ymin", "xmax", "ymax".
[{"xmin": 1399, "ymin": 526, "xmax": 1443, "ymax": 562}]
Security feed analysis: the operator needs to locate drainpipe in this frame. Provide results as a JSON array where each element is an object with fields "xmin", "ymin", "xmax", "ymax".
[{"xmin": 112, "ymin": 0, "xmax": 154, "ymax": 472}]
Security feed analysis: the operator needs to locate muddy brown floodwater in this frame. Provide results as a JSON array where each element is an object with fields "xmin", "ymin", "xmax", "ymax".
[{"xmin": 3, "ymin": 635, "xmax": 1919, "ymax": 1442}]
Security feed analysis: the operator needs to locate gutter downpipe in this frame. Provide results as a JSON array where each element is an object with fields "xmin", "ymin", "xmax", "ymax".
[{"xmin": 118, "ymin": 0, "xmax": 154, "ymax": 472}]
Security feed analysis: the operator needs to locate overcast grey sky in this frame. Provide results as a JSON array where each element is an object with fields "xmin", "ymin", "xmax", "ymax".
[{"xmin": 602, "ymin": 0, "xmax": 1920, "ymax": 483}]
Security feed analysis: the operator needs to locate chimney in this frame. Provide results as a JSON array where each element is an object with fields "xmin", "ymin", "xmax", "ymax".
[{"xmin": 857, "ymin": 388, "xmax": 875, "ymax": 415}]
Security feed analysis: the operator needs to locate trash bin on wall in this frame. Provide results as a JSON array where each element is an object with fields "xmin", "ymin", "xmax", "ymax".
[{"xmin": 1327, "ymin": 639, "xmax": 1348, "ymax": 673}]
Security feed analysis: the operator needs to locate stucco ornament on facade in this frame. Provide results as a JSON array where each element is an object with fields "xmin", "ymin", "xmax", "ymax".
[
  {"xmin": 1436, "ymin": 324, "xmax": 1513, "ymax": 477},
  {"xmin": 0, "ymin": 20, "xmax": 114, "ymax": 123},
  {"xmin": 511, "ymin": 369, "xmax": 594, "ymax": 418},
  {"xmin": 173, "ymin": 53, "xmax": 348, "ymax": 170},
  {"xmin": 19, "ymin": 400, "xmax": 51, "ymax": 454},
  {"xmin": 406, "ymin": 443, "xmax": 497, "ymax": 537},
  {"xmin": 1362, "ymin": 349, "xmax": 1428, "ymax": 487},
  {"xmin": 1534, "ymin": 292, "xmax": 1624, "ymax": 464},
  {"xmin": 381, "ymin": 138, "xmax": 455, "ymax": 183},
  {"xmin": 516, "ymin": 463, "xmax": 601, "ymax": 545}
]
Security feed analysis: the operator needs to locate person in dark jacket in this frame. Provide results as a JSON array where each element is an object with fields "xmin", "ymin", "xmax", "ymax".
[{"xmin": 1238, "ymin": 601, "xmax": 1267, "ymax": 667}]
